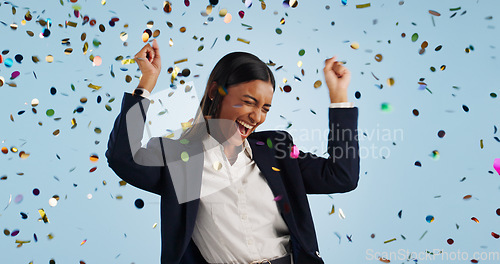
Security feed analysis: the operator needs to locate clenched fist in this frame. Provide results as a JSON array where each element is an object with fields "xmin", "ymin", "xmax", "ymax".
[
  {"xmin": 134, "ymin": 39, "xmax": 162, "ymax": 93},
  {"xmin": 323, "ymin": 56, "xmax": 351, "ymax": 103}
]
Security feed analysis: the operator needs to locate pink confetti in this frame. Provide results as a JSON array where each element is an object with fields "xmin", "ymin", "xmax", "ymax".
[
  {"xmin": 290, "ymin": 145, "xmax": 299, "ymax": 159},
  {"xmin": 494, "ymin": 158, "xmax": 500, "ymax": 175},
  {"xmin": 273, "ymin": 195, "xmax": 282, "ymax": 201},
  {"xmin": 184, "ymin": 0, "xmax": 190, "ymax": 6},
  {"xmin": 11, "ymin": 71, "xmax": 20, "ymax": 79}
]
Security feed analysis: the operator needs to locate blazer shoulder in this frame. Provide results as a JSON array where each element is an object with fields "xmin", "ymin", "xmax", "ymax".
[{"xmin": 249, "ymin": 130, "xmax": 293, "ymax": 143}]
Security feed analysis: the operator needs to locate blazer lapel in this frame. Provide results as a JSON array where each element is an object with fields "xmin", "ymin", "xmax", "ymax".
[{"xmin": 247, "ymin": 137, "xmax": 305, "ymax": 249}]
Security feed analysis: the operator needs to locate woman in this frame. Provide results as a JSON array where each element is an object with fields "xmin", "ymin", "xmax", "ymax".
[{"xmin": 106, "ymin": 39, "xmax": 359, "ymax": 264}]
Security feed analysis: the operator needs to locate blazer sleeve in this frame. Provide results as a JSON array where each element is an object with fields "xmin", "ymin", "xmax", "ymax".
[
  {"xmin": 280, "ymin": 107, "xmax": 360, "ymax": 194},
  {"xmin": 105, "ymin": 92, "xmax": 167, "ymax": 196}
]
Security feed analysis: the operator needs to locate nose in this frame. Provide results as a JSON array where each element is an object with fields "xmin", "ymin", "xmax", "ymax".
[{"xmin": 249, "ymin": 107, "xmax": 262, "ymax": 124}]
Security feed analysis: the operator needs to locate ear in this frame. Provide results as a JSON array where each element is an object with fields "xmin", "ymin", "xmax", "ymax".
[{"xmin": 208, "ymin": 81, "xmax": 218, "ymax": 100}]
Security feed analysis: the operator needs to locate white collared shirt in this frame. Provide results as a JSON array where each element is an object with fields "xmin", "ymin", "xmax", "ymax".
[{"xmin": 191, "ymin": 134, "xmax": 292, "ymax": 264}]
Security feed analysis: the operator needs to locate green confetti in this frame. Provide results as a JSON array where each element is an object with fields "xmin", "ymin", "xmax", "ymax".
[
  {"xmin": 298, "ymin": 49, "xmax": 305, "ymax": 56},
  {"xmin": 276, "ymin": 28, "xmax": 282, "ymax": 34},
  {"xmin": 181, "ymin": 151, "xmax": 189, "ymax": 162},
  {"xmin": 46, "ymin": 109, "xmax": 55, "ymax": 117},
  {"xmin": 266, "ymin": 138, "xmax": 273, "ymax": 148},
  {"xmin": 381, "ymin": 103, "xmax": 392, "ymax": 112},
  {"xmin": 411, "ymin": 33, "xmax": 419, "ymax": 42}
]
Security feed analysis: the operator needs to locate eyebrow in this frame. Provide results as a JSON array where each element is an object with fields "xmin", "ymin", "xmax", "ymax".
[{"xmin": 243, "ymin": 95, "xmax": 272, "ymax": 107}]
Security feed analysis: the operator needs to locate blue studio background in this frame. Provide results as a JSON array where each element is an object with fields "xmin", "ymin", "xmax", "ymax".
[{"xmin": 1, "ymin": 0, "xmax": 500, "ymax": 263}]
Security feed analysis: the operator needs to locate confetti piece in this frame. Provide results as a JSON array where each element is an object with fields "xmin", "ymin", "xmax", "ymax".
[
  {"xmin": 429, "ymin": 10, "xmax": 441, "ymax": 16},
  {"xmin": 374, "ymin": 54, "xmax": 382, "ymax": 62},
  {"xmin": 174, "ymin": 58, "xmax": 188, "ymax": 64},
  {"xmin": 298, "ymin": 49, "xmax": 305, "ymax": 56},
  {"xmin": 384, "ymin": 238, "xmax": 396, "ymax": 244},
  {"xmin": 81, "ymin": 239, "xmax": 87, "ymax": 246},
  {"xmin": 338, "ymin": 208, "xmax": 345, "ymax": 219},
  {"xmin": 381, "ymin": 103, "xmax": 392, "ymax": 112},
  {"xmin": 49, "ymin": 197, "xmax": 58, "ymax": 207},
  {"xmin": 213, "ymin": 161, "xmax": 222, "ymax": 171},
  {"xmin": 237, "ymin": 37, "xmax": 250, "ymax": 44},
  {"xmin": 378, "ymin": 257, "xmax": 390, "ymax": 263},
  {"xmin": 471, "ymin": 217, "xmax": 479, "ymax": 223},
  {"xmin": 313, "ymin": 80, "xmax": 322, "ymax": 88},
  {"xmin": 387, "ymin": 77, "xmax": 395, "ymax": 86},
  {"xmin": 419, "ymin": 230, "xmax": 428, "ymax": 240},
  {"xmin": 411, "ymin": 33, "xmax": 419, "ymax": 42},
  {"xmin": 272, "ymin": 167, "xmax": 280, "ymax": 172},
  {"xmin": 290, "ymin": 145, "xmax": 299, "ymax": 159},
  {"xmin": 447, "ymin": 238, "xmax": 454, "ymax": 245},
  {"xmin": 38, "ymin": 208, "xmax": 49, "ymax": 223},
  {"xmin": 224, "ymin": 13, "xmax": 232, "ymax": 23},
  {"xmin": 398, "ymin": 210, "xmax": 402, "ymax": 218},
  {"xmin": 273, "ymin": 195, "xmax": 282, "ymax": 201},
  {"xmin": 350, "ymin": 42, "xmax": 359, "ymax": 49},
  {"xmin": 425, "ymin": 215, "xmax": 434, "ymax": 223},
  {"xmin": 88, "ymin": 83, "xmax": 102, "ymax": 90},
  {"xmin": 437, "ymin": 130, "xmax": 445, "ymax": 138},
  {"xmin": 135, "ymin": 198, "xmax": 144, "ymax": 209},
  {"xmin": 493, "ymin": 158, "xmax": 500, "ymax": 175},
  {"xmin": 181, "ymin": 151, "xmax": 189, "ymax": 162},
  {"xmin": 328, "ymin": 204, "xmax": 335, "ymax": 215},
  {"xmin": 431, "ymin": 150, "xmax": 440, "ymax": 160},
  {"xmin": 355, "ymin": 3, "xmax": 370, "ymax": 9},
  {"xmin": 266, "ymin": 138, "xmax": 273, "ymax": 148},
  {"xmin": 90, "ymin": 154, "xmax": 99, "ymax": 162},
  {"xmin": 463, "ymin": 195, "xmax": 472, "ymax": 200}
]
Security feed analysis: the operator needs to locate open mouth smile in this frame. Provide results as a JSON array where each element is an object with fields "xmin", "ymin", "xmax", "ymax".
[{"xmin": 235, "ymin": 119, "xmax": 254, "ymax": 137}]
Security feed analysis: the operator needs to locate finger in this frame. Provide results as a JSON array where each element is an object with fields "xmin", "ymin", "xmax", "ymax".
[
  {"xmin": 324, "ymin": 56, "xmax": 337, "ymax": 73},
  {"xmin": 152, "ymin": 39, "xmax": 161, "ymax": 59},
  {"xmin": 135, "ymin": 44, "xmax": 153, "ymax": 59}
]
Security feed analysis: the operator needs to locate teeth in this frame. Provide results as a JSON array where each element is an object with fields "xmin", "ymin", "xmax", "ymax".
[{"xmin": 236, "ymin": 119, "xmax": 253, "ymax": 130}]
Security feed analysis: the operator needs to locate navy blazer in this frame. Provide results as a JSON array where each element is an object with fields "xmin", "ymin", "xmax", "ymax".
[{"xmin": 106, "ymin": 92, "xmax": 360, "ymax": 264}]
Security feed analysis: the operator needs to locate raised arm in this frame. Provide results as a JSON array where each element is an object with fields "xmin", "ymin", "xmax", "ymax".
[
  {"xmin": 105, "ymin": 39, "xmax": 166, "ymax": 195},
  {"xmin": 276, "ymin": 56, "xmax": 359, "ymax": 194}
]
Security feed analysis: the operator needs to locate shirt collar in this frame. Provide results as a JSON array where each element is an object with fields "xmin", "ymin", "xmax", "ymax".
[{"xmin": 201, "ymin": 133, "xmax": 253, "ymax": 159}]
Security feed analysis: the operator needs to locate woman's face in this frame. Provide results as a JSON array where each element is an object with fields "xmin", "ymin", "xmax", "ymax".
[{"xmin": 211, "ymin": 79, "xmax": 274, "ymax": 146}]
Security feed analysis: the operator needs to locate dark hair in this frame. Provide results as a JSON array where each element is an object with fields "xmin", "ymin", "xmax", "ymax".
[{"xmin": 181, "ymin": 52, "xmax": 275, "ymax": 139}]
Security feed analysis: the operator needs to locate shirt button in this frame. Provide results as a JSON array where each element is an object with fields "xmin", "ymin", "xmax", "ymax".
[
  {"xmin": 247, "ymin": 239, "xmax": 253, "ymax": 245},
  {"xmin": 238, "ymin": 189, "xmax": 244, "ymax": 194},
  {"xmin": 241, "ymin": 213, "xmax": 247, "ymax": 220}
]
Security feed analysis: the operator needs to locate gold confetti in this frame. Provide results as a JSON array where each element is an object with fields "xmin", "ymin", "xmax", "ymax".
[
  {"xmin": 356, "ymin": 3, "xmax": 371, "ymax": 8},
  {"xmin": 384, "ymin": 238, "xmax": 396, "ymax": 243},
  {"xmin": 387, "ymin": 78, "xmax": 395, "ymax": 86},
  {"xmin": 237, "ymin": 38, "xmax": 250, "ymax": 44},
  {"xmin": 88, "ymin": 83, "xmax": 102, "ymax": 90},
  {"xmin": 272, "ymin": 167, "xmax": 280, "ymax": 171},
  {"xmin": 174, "ymin": 58, "xmax": 188, "ymax": 64},
  {"xmin": 314, "ymin": 80, "xmax": 322, "ymax": 88},
  {"xmin": 38, "ymin": 208, "xmax": 50, "ymax": 223},
  {"xmin": 328, "ymin": 204, "xmax": 335, "ymax": 215}
]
